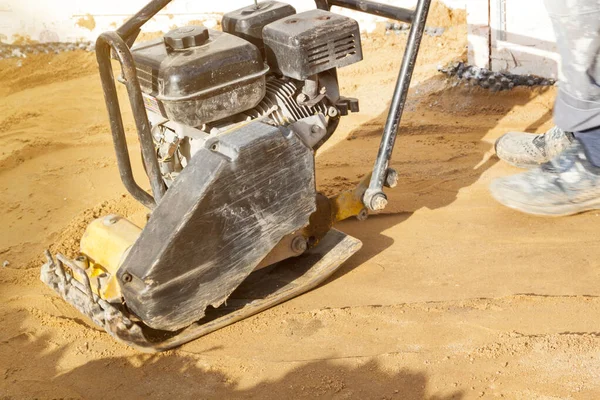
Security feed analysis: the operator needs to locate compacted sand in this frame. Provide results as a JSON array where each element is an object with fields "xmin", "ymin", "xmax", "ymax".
[{"xmin": 2, "ymin": 4, "xmax": 600, "ymax": 399}]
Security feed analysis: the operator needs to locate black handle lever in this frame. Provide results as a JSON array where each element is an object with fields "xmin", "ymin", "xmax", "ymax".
[
  {"xmin": 327, "ymin": 0, "xmax": 414, "ymax": 23},
  {"xmin": 362, "ymin": 0, "xmax": 432, "ymax": 211},
  {"xmin": 314, "ymin": 0, "xmax": 433, "ymax": 211}
]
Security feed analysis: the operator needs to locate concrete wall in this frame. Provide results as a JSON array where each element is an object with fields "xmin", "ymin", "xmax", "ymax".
[
  {"xmin": 0, "ymin": 0, "xmax": 559, "ymax": 78},
  {"xmin": 467, "ymin": 0, "xmax": 559, "ymax": 79},
  {"xmin": 0, "ymin": 0, "xmax": 466, "ymax": 44}
]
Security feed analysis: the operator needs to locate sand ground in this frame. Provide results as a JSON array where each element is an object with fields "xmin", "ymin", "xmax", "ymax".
[{"xmin": 2, "ymin": 4, "xmax": 600, "ymax": 399}]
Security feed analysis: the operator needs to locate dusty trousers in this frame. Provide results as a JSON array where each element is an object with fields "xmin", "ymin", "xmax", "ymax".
[{"xmin": 544, "ymin": 0, "xmax": 600, "ymax": 163}]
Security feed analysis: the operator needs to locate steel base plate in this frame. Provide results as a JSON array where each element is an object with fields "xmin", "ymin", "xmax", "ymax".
[{"xmin": 41, "ymin": 229, "xmax": 362, "ymax": 352}]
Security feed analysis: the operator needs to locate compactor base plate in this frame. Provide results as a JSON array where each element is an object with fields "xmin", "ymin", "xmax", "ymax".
[{"xmin": 41, "ymin": 229, "xmax": 361, "ymax": 352}]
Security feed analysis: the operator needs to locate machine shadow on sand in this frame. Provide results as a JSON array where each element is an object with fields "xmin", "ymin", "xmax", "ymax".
[
  {"xmin": 1, "ymin": 309, "xmax": 464, "ymax": 400},
  {"xmin": 316, "ymin": 73, "xmax": 554, "ymax": 282}
]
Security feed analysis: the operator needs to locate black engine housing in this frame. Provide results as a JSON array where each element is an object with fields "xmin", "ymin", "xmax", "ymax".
[
  {"xmin": 263, "ymin": 9, "xmax": 363, "ymax": 80},
  {"xmin": 130, "ymin": 3, "xmax": 363, "ymax": 128},
  {"xmin": 131, "ymin": 26, "xmax": 268, "ymax": 127},
  {"xmin": 222, "ymin": 1, "xmax": 297, "ymax": 56}
]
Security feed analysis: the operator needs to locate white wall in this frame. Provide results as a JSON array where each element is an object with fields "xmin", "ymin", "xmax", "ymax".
[
  {"xmin": 0, "ymin": 0, "xmax": 465, "ymax": 44},
  {"xmin": 1, "ymin": 0, "xmax": 559, "ymax": 78},
  {"xmin": 467, "ymin": 0, "xmax": 559, "ymax": 78}
]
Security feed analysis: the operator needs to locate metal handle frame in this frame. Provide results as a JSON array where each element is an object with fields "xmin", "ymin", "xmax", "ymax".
[
  {"xmin": 96, "ymin": 0, "xmax": 172, "ymax": 209},
  {"xmin": 317, "ymin": 0, "xmax": 414, "ymax": 23}
]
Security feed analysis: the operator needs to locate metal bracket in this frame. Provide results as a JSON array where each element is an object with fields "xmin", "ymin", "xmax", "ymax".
[
  {"xmin": 336, "ymin": 97, "xmax": 360, "ymax": 116},
  {"xmin": 290, "ymin": 114, "xmax": 329, "ymax": 148}
]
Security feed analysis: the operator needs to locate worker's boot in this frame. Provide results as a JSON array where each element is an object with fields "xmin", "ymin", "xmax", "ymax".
[
  {"xmin": 490, "ymin": 139, "xmax": 600, "ymax": 216},
  {"xmin": 495, "ymin": 126, "xmax": 574, "ymax": 168}
]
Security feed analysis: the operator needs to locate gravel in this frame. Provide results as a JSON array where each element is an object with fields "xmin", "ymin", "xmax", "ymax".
[
  {"xmin": 385, "ymin": 22, "xmax": 446, "ymax": 37},
  {"xmin": 0, "ymin": 41, "xmax": 96, "ymax": 60},
  {"xmin": 438, "ymin": 62, "xmax": 556, "ymax": 92}
]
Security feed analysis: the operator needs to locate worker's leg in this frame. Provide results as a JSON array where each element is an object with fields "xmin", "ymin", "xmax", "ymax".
[
  {"xmin": 548, "ymin": 0, "xmax": 600, "ymax": 136},
  {"xmin": 548, "ymin": 0, "xmax": 600, "ymax": 166},
  {"xmin": 494, "ymin": 0, "xmax": 600, "ymax": 169},
  {"xmin": 490, "ymin": 0, "xmax": 600, "ymax": 216}
]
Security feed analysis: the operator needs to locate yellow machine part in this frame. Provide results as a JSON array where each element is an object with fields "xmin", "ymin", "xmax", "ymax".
[
  {"xmin": 329, "ymin": 172, "xmax": 372, "ymax": 222},
  {"xmin": 79, "ymin": 215, "xmax": 142, "ymax": 302}
]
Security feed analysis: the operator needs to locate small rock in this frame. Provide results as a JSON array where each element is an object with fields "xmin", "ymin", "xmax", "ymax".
[
  {"xmin": 10, "ymin": 48, "xmax": 25, "ymax": 58},
  {"xmin": 425, "ymin": 26, "xmax": 445, "ymax": 37},
  {"xmin": 437, "ymin": 61, "xmax": 556, "ymax": 92},
  {"xmin": 2, "ymin": 260, "xmax": 9, "ymax": 268}
]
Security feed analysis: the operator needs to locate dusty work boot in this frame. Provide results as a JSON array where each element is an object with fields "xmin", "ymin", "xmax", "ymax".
[
  {"xmin": 495, "ymin": 126, "xmax": 574, "ymax": 168},
  {"xmin": 490, "ymin": 139, "xmax": 600, "ymax": 216}
]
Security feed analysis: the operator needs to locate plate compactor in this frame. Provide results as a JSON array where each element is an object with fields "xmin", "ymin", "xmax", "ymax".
[{"xmin": 41, "ymin": 0, "xmax": 432, "ymax": 351}]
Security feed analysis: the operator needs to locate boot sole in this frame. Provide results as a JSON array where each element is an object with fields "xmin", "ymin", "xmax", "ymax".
[
  {"xmin": 491, "ymin": 190, "xmax": 600, "ymax": 217},
  {"xmin": 503, "ymin": 160, "xmax": 538, "ymax": 170}
]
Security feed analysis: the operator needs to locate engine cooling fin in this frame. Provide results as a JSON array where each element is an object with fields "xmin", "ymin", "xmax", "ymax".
[{"xmin": 245, "ymin": 77, "xmax": 329, "ymax": 125}]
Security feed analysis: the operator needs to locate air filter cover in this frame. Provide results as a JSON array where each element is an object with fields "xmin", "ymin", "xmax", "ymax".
[{"xmin": 263, "ymin": 9, "xmax": 363, "ymax": 80}]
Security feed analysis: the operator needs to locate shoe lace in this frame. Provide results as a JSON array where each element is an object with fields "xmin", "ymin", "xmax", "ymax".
[
  {"xmin": 541, "ymin": 141, "xmax": 579, "ymax": 173},
  {"xmin": 532, "ymin": 134, "xmax": 547, "ymax": 153},
  {"xmin": 532, "ymin": 127, "xmax": 572, "ymax": 156}
]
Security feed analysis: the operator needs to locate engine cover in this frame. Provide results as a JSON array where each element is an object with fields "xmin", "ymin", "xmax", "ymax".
[
  {"xmin": 222, "ymin": 1, "xmax": 296, "ymax": 56},
  {"xmin": 263, "ymin": 9, "xmax": 363, "ymax": 80},
  {"xmin": 131, "ymin": 26, "xmax": 269, "ymax": 127},
  {"xmin": 117, "ymin": 121, "xmax": 316, "ymax": 331}
]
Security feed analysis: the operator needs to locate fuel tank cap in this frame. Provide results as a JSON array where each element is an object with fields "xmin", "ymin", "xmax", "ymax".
[{"xmin": 164, "ymin": 26, "xmax": 209, "ymax": 50}]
